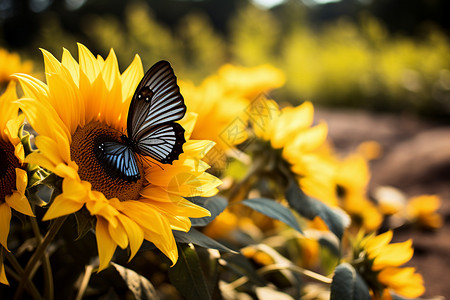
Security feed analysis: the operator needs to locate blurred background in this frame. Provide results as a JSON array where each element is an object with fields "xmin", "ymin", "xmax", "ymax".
[
  {"xmin": 1, "ymin": 0, "xmax": 449, "ymax": 297},
  {"xmin": 1, "ymin": 0, "xmax": 449, "ymax": 118}
]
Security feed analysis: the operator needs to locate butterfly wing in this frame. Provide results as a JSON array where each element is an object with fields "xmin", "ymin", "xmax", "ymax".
[
  {"xmin": 134, "ymin": 122, "xmax": 186, "ymax": 164},
  {"xmin": 127, "ymin": 60, "xmax": 187, "ymax": 164},
  {"xmin": 96, "ymin": 141, "xmax": 140, "ymax": 181}
]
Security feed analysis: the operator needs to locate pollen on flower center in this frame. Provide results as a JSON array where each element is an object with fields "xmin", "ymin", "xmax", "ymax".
[
  {"xmin": 0, "ymin": 138, "xmax": 20, "ymax": 200},
  {"xmin": 70, "ymin": 121, "xmax": 144, "ymax": 201}
]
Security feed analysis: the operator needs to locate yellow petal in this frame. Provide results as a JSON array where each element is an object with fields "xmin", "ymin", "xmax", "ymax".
[
  {"xmin": 100, "ymin": 49, "xmax": 124, "ymax": 127},
  {"xmin": 85, "ymin": 194, "xmax": 119, "ymax": 228},
  {"xmin": 5, "ymin": 117, "xmax": 25, "ymax": 163},
  {"xmin": 166, "ymin": 215, "xmax": 191, "ymax": 232},
  {"xmin": 284, "ymin": 122, "xmax": 328, "ymax": 156},
  {"xmin": 0, "ymin": 81, "xmax": 19, "ymax": 140},
  {"xmin": 364, "ymin": 230, "xmax": 393, "ymax": 257},
  {"xmin": 34, "ymin": 136, "xmax": 67, "ymax": 168},
  {"xmin": 4, "ymin": 169, "xmax": 34, "ymax": 217},
  {"xmin": 61, "ymin": 48, "xmax": 80, "ymax": 84},
  {"xmin": 25, "ymin": 152, "xmax": 59, "ymax": 175},
  {"xmin": 0, "ymin": 203, "xmax": 12, "ymax": 250},
  {"xmin": 179, "ymin": 112, "xmax": 198, "ymax": 140},
  {"xmin": 41, "ymin": 48, "xmax": 62, "ymax": 80},
  {"xmin": 78, "ymin": 43, "xmax": 100, "ymax": 84},
  {"xmin": 61, "ymin": 177, "xmax": 91, "ymax": 203},
  {"xmin": 372, "ymin": 240, "xmax": 413, "ymax": 270},
  {"xmin": 43, "ymin": 193, "xmax": 84, "ymax": 221},
  {"xmin": 96, "ymin": 217, "xmax": 117, "ymax": 272},
  {"xmin": 378, "ymin": 267, "xmax": 425, "ymax": 298},
  {"xmin": 117, "ymin": 214, "xmax": 144, "ymax": 261},
  {"xmin": 46, "ymin": 71, "xmax": 81, "ymax": 135},
  {"xmin": 108, "ymin": 218, "xmax": 128, "ymax": 249},
  {"xmin": 121, "ymin": 54, "xmax": 144, "ymax": 101},
  {"xmin": 17, "ymin": 98, "xmax": 71, "ymax": 152},
  {"xmin": 13, "ymin": 73, "xmax": 49, "ymax": 104},
  {"xmin": 183, "ymin": 139, "xmax": 215, "ymax": 160},
  {"xmin": 54, "ymin": 163, "xmax": 80, "ymax": 180},
  {"xmin": 144, "ymin": 226, "xmax": 178, "ymax": 266},
  {"xmin": 0, "ymin": 260, "xmax": 9, "ymax": 285}
]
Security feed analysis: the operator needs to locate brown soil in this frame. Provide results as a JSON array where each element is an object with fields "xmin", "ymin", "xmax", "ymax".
[{"xmin": 316, "ymin": 108, "xmax": 450, "ymax": 299}]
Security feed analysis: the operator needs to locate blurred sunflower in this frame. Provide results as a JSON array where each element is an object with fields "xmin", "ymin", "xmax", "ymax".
[
  {"xmin": 0, "ymin": 49, "xmax": 33, "ymax": 88},
  {"xmin": 406, "ymin": 194, "xmax": 442, "ymax": 230},
  {"xmin": 15, "ymin": 43, "xmax": 221, "ymax": 270},
  {"xmin": 333, "ymin": 152, "xmax": 382, "ymax": 232},
  {"xmin": 353, "ymin": 230, "xmax": 424, "ymax": 299},
  {"xmin": 179, "ymin": 64, "xmax": 285, "ymax": 168},
  {"xmin": 250, "ymin": 98, "xmax": 337, "ymax": 206},
  {"xmin": 0, "ymin": 82, "xmax": 34, "ymax": 285}
]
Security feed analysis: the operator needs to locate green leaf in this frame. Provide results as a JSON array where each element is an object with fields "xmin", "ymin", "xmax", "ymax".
[
  {"xmin": 285, "ymin": 181, "xmax": 349, "ymax": 240},
  {"xmin": 331, "ymin": 263, "xmax": 370, "ymax": 300},
  {"xmin": 111, "ymin": 262, "xmax": 158, "ymax": 300},
  {"xmin": 168, "ymin": 243, "xmax": 211, "ymax": 300},
  {"xmin": 173, "ymin": 228, "xmax": 237, "ymax": 253},
  {"xmin": 187, "ymin": 196, "xmax": 228, "ymax": 227},
  {"xmin": 241, "ymin": 198, "xmax": 303, "ymax": 233}
]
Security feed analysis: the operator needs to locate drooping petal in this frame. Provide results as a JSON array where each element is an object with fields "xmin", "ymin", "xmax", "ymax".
[
  {"xmin": 0, "ymin": 204, "xmax": 12, "ymax": 250},
  {"xmin": 108, "ymin": 217, "xmax": 128, "ymax": 249},
  {"xmin": 378, "ymin": 267, "xmax": 425, "ymax": 298},
  {"xmin": 0, "ymin": 260, "xmax": 8, "ymax": 285},
  {"xmin": 43, "ymin": 194, "xmax": 84, "ymax": 221},
  {"xmin": 117, "ymin": 214, "xmax": 144, "ymax": 261},
  {"xmin": 5, "ymin": 169, "xmax": 34, "ymax": 217},
  {"xmin": 372, "ymin": 240, "xmax": 414, "ymax": 270},
  {"xmin": 96, "ymin": 217, "xmax": 117, "ymax": 271}
]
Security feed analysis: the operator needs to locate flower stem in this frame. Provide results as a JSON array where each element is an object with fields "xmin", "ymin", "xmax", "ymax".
[
  {"xmin": 13, "ymin": 216, "xmax": 67, "ymax": 300},
  {"xmin": 5, "ymin": 251, "xmax": 43, "ymax": 300},
  {"xmin": 75, "ymin": 264, "xmax": 94, "ymax": 300},
  {"xmin": 226, "ymin": 263, "xmax": 332, "ymax": 290},
  {"xmin": 30, "ymin": 217, "xmax": 54, "ymax": 300},
  {"xmin": 259, "ymin": 264, "xmax": 332, "ymax": 284}
]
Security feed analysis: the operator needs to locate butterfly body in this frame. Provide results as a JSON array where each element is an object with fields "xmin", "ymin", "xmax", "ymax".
[{"xmin": 95, "ymin": 60, "xmax": 186, "ymax": 182}]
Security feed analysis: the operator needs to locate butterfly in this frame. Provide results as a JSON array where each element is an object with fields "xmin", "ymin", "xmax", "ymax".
[{"xmin": 95, "ymin": 60, "xmax": 187, "ymax": 182}]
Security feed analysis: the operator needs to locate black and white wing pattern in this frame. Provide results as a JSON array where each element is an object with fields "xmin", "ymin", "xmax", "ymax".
[
  {"xmin": 127, "ymin": 60, "xmax": 186, "ymax": 164},
  {"xmin": 96, "ymin": 141, "xmax": 140, "ymax": 182}
]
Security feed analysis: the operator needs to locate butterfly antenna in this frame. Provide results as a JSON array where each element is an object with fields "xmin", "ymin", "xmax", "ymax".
[{"xmin": 137, "ymin": 154, "xmax": 165, "ymax": 171}]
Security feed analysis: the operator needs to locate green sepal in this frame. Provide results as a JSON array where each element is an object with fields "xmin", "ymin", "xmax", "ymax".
[
  {"xmin": 74, "ymin": 208, "xmax": 95, "ymax": 240},
  {"xmin": 19, "ymin": 123, "xmax": 35, "ymax": 157}
]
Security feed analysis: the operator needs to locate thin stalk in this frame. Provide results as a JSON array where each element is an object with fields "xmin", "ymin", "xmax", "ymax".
[
  {"xmin": 5, "ymin": 252, "xmax": 43, "ymax": 300},
  {"xmin": 226, "ymin": 263, "xmax": 332, "ymax": 290},
  {"xmin": 13, "ymin": 216, "xmax": 67, "ymax": 300},
  {"xmin": 30, "ymin": 217, "xmax": 54, "ymax": 300},
  {"xmin": 75, "ymin": 264, "xmax": 94, "ymax": 300},
  {"xmin": 258, "ymin": 264, "xmax": 332, "ymax": 284}
]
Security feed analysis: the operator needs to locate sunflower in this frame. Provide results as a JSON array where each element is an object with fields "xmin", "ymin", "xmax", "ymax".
[
  {"xmin": 406, "ymin": 194, "xmax": 442, "ymax": 229},
  {"xmin": 0, "ymin": 82, "xmax": 34, "ymax": 285},
  {"xmin": 354, "ymin": 230, "xmax": 425, "ymax": 299},
  {"xmin": 250, "ymin": 98, "xmax": 337, "ymax": 206},
  {"xmin": 16, "ymin": 43, "xmax": 221, "ymax": 270},
  {"xmin": 0, "ymin": 49, "xmax": 33, "ymax": 89},
  {"xmin": 179, "ymin": 64, "xmax": 285, "ymax": 167},
  {"xmin": 333, "ymin": 152, "xmax": 382, "ymax": 232}
]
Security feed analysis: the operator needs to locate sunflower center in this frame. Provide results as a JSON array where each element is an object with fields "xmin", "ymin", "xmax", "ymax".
[
  {"xmin": 0, "ymin": 138, "xmax": 20, "ymax": 200},
  {"xmin": 70, "ymin": 121, "xmax": 144, "ymax": 201}
]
